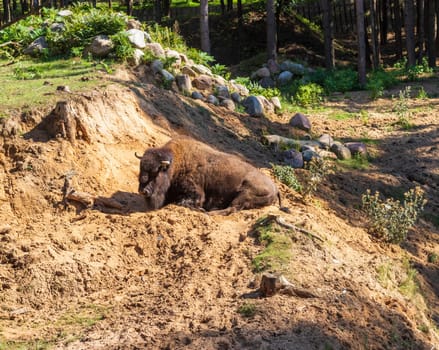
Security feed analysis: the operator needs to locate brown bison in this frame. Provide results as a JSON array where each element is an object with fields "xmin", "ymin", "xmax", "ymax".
[{"xmin": 135, "ymin": 136, "xmax": 281, "ymax": 215}]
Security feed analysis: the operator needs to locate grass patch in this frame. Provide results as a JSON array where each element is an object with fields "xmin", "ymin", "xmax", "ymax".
[
  {"xmin": 376, "ymin": 262, "xmax": 394, "ymax": 289},
  {"xmin": 0, "ymin": 58, "xmax": 110, "ymax": 115},
  {"xmin": 399, "ymin": 260, "xmax": 419, "ymax": 299},
  {"xmin": 0, "ymin": 340, "xmax": 52, "ymax": 350},
  {"xmin": 56, "ymin": 304, "xmax": 107, "ymax": 329},
  {"xmin": 328, "ymin": 111, "xmax": 357, "ymax": 121},
  {"xmin": 252, "ymin": 218, "xmax": 293, "ymax": 273},
  {"xmin": 237, "ymin": 303, "xmax": 257, "ymax": 317},
  {"xmin": 337, "ymin": 154, "xmax": 370, "ymax": 170}
]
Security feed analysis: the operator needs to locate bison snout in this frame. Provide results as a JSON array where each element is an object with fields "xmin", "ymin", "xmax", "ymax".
[{"xmin": 140, "ymin": 187, "xmax": 152, "ymax": 197}]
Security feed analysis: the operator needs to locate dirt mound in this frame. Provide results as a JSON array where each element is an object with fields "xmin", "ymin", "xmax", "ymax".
[{"xmin": 0, "ymin": 69, "xmax": 438, "ymax": 349}]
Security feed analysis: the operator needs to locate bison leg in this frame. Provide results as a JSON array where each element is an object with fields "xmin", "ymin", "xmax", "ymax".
[{"xmin": 173, "ymin": 181, "xmax": 206, "ymax": 211}]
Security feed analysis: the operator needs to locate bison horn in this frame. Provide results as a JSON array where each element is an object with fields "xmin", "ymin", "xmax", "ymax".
[
  {"xmin": 161, "ymin": 160, "xmax": 171, "ymax": 165},
  {"xmin": 135, "ymin": 152, "xmax": 143, "ymax": 159}
]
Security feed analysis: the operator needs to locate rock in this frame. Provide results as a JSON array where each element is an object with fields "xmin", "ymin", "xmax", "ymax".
[
  {"xmin": 259, "ymin": 76, "xmax": 275, "ymax": 88},
  {"xmin": 277, "ymin": 71, "xmax": 293, "ymax": 85},
  {"xmin": 289, "ymin": 113, "xmax": 311, "ymax": 132},
  {"xmin": 206, "ymin": 95, "xmax": 219, "ymax": 105},
  {"xmin": 50, "ymin": 22, "xmax": 65, "ymax": 32},
  {"xmin": 256, "ymin": 95, "xmax": 274, "ymax": 113},
  {"xmin": 254, "ymin": 67, "xmax": 271, "ymax": 78},
  {"xmin": 160, "ymin": 69, "xmax": 174, "ymax": 83},
  {"xmin": 244, "ymin": 96, "xmax": 264, "ymax": 117},
  {"xmin": 165, "ymin": 49, "xmax": 181, "ymax": 66},
  {"xmin": 176, "ymin": 74, "xmax": 192, "ymax": 93},
  {"xmin": 282, "ymin": 149, "xmax": 304, "ymax": 168},
  {"xmin": 128, "ymin": 48, "xmax": 144, "ymax": 66},
  {"xmin": 267, "ymin": 59, "xmax": 281, "ymax": 74},
  {"xmin": 280, "ymin": 60, "xmax": 306, "ymax": 75},
  {"xmin": 126, "ymin": 29, "xmax": 149, "ymax": 49},
  {"xmin": 213, "ymin": 75, "xmax": 227, "ymax": 86},
  {"xmin": 151, "ymin": 59, "xmax": 163, "ymax": 74},
  {"xmin": 216, "ymin": 85, "xmax": 230, "ymax": 99},
  {"xmin": 300, "ymin": 144, "xmax": 316, "ymax": 152},
  {"xmin": 192, "ymin": 75, "xmax": 213, "ymax": 90},
  {"xmin": 330, "ymin": 141, "xmax": 352, "ymax": 160},
  {"xmin": 345, "ymin": 142, "xmax": 368, "ymax": 157},
  {"xmin": 181, "ymin": 66, "xmax": 197, "ymax": 77},
  {"xmin": 230, "ymin": 81, "xmax": 249, "ymax": 96},
  {"xmin": 127, "ymin": 18, "xmax": 142, "ymax": 29},
  {"xmin": 56, "ymin": 85, "xmax": 71, "ymax": 93},
  {"xmin": 23, "ymin": 37, "xmax": 48, "ymax": 56},
  {"xmin": 84, "ymin": 35, "xmax": 113, "ymax": 58},
  {"xmin": 191, "ymin": 91, "xmax": 204, "ymax": 100},
  {"xmin": 57, "ymin": 9, "xmax": 73, "ymax": 16},
  {"xmin": 318, "ymin": 134, "xmax": 334, "ymax": 149},
  {"xmin": 220, "ymin": 99, "xmax": 235, "ymax": 111},
  {"xmin": 192, "ymin": 64, "xmax": 212, "ymax": 75},
  {"xmin": 231, "ymin": 92, "xmax": 241, "ymax": 103},
  {"xmin": 302, "ymin": 149, "xmax": 321, "ymax": 162},
  {"xmin": 145, "ymin": 43, "xmax": 165, "ymax": 58},
  {"xmin": 270, "ymin": 97, "xmax": 282, "ymax": 112}
]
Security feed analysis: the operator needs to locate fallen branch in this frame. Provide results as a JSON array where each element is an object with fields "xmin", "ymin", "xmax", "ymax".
[{"xmin": 262, "ymin": 134, "xmax": 321, "ymax": 149}]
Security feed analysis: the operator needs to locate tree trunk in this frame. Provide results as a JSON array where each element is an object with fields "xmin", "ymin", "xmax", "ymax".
[
  {"xmin": 369, "ymin": 0, "xmax": 380, "ymax": 68},
  {"xmin": 356, "ymin": 0, "xmax": 367, "ymax": 86},
  {"xmin": 3, "ymin": 0, "xmax": 11, "ymax": 23},
  {"xmin": 417, "ymin": 0, "xmax": 425, "ymax": 62},
  {"xmin": 220, "ymin": 0, "xmax": 225, "ymax": 15},
  {"xmin": 163, "ymin": 0, "xmax": 171, "ymax": 17},
  {"xmin": 380, "ymin": 0, "xmax": 388, "ymax": 44},
  {"xmin": 427, "ymin": 0, "xmax": 436, "ymax": 67},
  {"xmin": 200, "ymin": 0, "xmax": 210, "ymax": 53},
  {"xmin": 126, "ymin": 0, "xmax": 133, "ymax": 16},
  {"xmin": 321, "ymin": 0, "xmax": 335, "ymax": 69},
  {"xmin": 154, "ymin": 0, "xmax": 162, "ymax": 23},
  {"xmin": 226, "ymin": 0, "xmax": 232, "ymax": 12},
  {"xmin": 404, "ymin": 0, "xmax": 416, "ymax": 66},
  {"xmin": 237, "ymin": 0, "xmax": 242, "ymax": 20},
  {"xmin": 393, "ymin": 0, "xmax": 403, "ymax": 59},
  {"xmin": 266, "ymin": 0, "xmax": 277, "ymax": 61}
]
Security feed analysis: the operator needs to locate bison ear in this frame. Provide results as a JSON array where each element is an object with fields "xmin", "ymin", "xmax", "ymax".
[{"xmin": 160, "ymin": 160, "xmax": 171, "ymax": 171}]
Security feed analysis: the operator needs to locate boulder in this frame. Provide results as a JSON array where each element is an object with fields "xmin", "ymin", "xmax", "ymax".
[
  {"xmin": 181, "ymin": 66, "xmax": 197, "ymax": 77},
  {"xmin": 244, "ymin": 96, "xmax": 264, "ymax": 117},
  {"xmin": 128, "ymin": 48, "xmax": 144, "ymax": 66},
  {"xmin": 50, "ymin": 22, "xmax": 65, "ymax": 32},
  {"xmin": 267, "ymin": 59, "xmax": 281, "ymax": 74},
  {"xmin": 127, "ymin": 19, "xmax": 142, "ymax": 30},
  {"xmin": 254, "ymin": 67, "xmax": 271, "ymax": 78},
  {"xmin": 280, "ymin": 60, "xmax": 306, "ymax": 75},
  {"xmin": 165, "ymin": 49, "xmax": 181, "ymax": 66},
  {"xmin": 345, "ymin": 142, "xmax": 368, "ymax": 157},
  {"xmin": 57, "ymin": 9, "xmax": 73, "ymax": 17},
  {"xmin": 256, "ymin": 95, "xmax": 274, "ymax": 113},
  {"xmin": 289, "ymin": 113, "xmax": 311, "ymax": 132},
  {"xmin": 84, "ymin": 35, "xmax": 113, "ymax": 58},
  {"xmin": 318, "ymin": 134, "xmax": 334, "ymax": 149},
  {"xmin": 176, "ymin": 74, "xmax": 192, "ymax": 93},
  {"xmin": 302, "ymin": 149, "xmax": 321, "ymax": 162},
  {"xmin": 260, "ymin": 76, "xmax": 275, "ymax": 88},
  {"xmin": 145, "ymin": 43, "xmax": 165, "ymax": 58},
  {"xmin": 23, "ymin": 37, "xmax": 48, "ymax": 56},
  {"xmin": 216, "ymin": 85, "xmax": 230, "ymax": 99},
  {"xmin": 151, "ymin": 59, "xmax": 163, "ymax": 75},
  {"xmin": 192, "ymin": 75, "xmax": 213, "ymax": 90},
  {"xmin": 206, "ymin": 95, "xmax": 219, "ymax": 105},
  {"xmin": 191, "ymin": 91, "xmax": 204, "ymax": 100},
  {"xmin": 160, "ymin": 69, "xmax": 175, "ymax": 83},
  {"xmin": 230, "ymin": 81, "xmax": 249, "ymax": 96},
  {"xmin": 270, "ymin": 97, "xmax": 282, "ymax": 112},
  {"xmin": 192, "ymin": 64, "xmax": 212, "ymax": 75},
  {"xmin": 220, "ymin": 99, "xmax": 235, "ymax": 111},
  {"xmin": 126, "ymin": 29, "xmax": 150, "ymax": 49},
  {"xmin": 330, "ymin": 142, "xmax": 352, "ymax": 160},
  {"xmin": 282, "ymin": 149, "xmax": 304, "ymax": 168},
  {"xmin": 277, "ymin": 71, "xmax": 293, "ymax": 85},
  {"xmin": 231, "ymin": 92, "xmax": 241, "ymax": 103}
]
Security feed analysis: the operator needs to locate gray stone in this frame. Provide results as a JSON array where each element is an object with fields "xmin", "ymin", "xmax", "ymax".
[
  {"xmin": 57, "ymin": 9, "xmax": 73, "ymax": 17},
  {"xmin": 220, "ymin": 99, "xmax": 235, "ymax": 111},
  {"xmin": 23, "ymin": 37, "xmax": 48, "ymax": 56},
  {"xmin": 231, "ymin": 92, "xmax": 241, "ymax": 103},
  {"xmin": 127, "ymin": 19, "xmax": 142, "ymax": 30},
  {"xmin": 280, "ymin": 60, "xmax": 306, "ymax": 75},
  {"xmin": 318, "ymin": 134, "xmax": 334, "ymax": 149},
  {"xmin": 84, "ymin": 35, "xmax": 113, "ymax": 58},
  {"xmin": 176, "ymin": 74, "xmax": 192, "ymax": 93},
  {"xmin": 255, "ymin": 67, "xmax": 271, "ymax": 78},
  {"xmin": 277, "ymin": 71, "xmax": 293, "ymax": 85},
  {"xmin": 191, "ymin": 91, "xmax": 204, "ymax": 100},
  {"xmin": 230, "ymin": 81, "xmax": 249, "ymax": 96},
  {"xmin": 256, "ymin": 96, "xmax": 274, "ymax": 113},
  {"xmin": 206, "ymin": 95, "xmax": 219, "ymax": 105},
  {"xmin": 330, "ymin": 142, "xmax": 352, "ymax": 160},
  {"xmin": 300, "ymin": 145, "xmax": 317, "ymax": 152},
  {"xmin": 302, "ymin": 149, "xmax": 321, "ymax": 162},
  {"xmin": 160, "ymin": 69, "xmax": 174, "ymax": 83},
  {"xmin": 192, "ymin": 75, "xmax": 213, "ymax": 90},
  {"xmin": 267, "ymin": 59, "xmax": 281, "ymax": 74},
  {"xmin": 145, "ymin": 43, "xmax": 165, "ymax": 58},
  {"xmin": 270, "ymin": 97, "xmax": 282, "ymax": 112},
  {"xmin": 126, "ymin": 29, "xmax": 149, "ymax": 49},
  {"xmin": 282, "ymin": 149, "xmax": 304, "ymax": 168},
  {"xmin": 244, "ymin": 96, "xmax": 264, "ymax": 117},
  {"xmin": 165, "ymin": 49, "xmax": 181, "ymax": 66},
  {"xmin": 128, "ymin": 48, "xmax": 144, "ymax": 66},
  {"xmin": 192, "ymin": 64, "xmax": 212, "ymax": 75},
  {"xmin": 260, "ymin": 76, "xmax": 275, "ymax": 88},
  {"xmin": 345, "ymin": 142, "xmax": 368, "ymax": 157},
  {"xmin": 50, "ymin": 22, "xmax": 65, "ymax": 32},
  {"xmin": 289, "ymin": 113, "xmax": 311, "ymax": 132},
  {"xmin": 151, "ymin": 59, "xmax": 163, "ymax": 74},
  {"xmin": 216, "ymin": 85, "xmax": 230, "ymax": 99}
]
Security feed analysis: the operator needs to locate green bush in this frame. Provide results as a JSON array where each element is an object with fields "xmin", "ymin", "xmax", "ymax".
[
  {"xmin": 308, "ymin": 68, "xmax": 358, "ymax": 93},
  {"xmin": 293, "ymin": 82, "xmax": 323, "ymax": 107},
  {"xmin": 234, "ymin": 77, "xmax": 280, "ymax": 99},
  {"xmin": 110, "ymin": 31, "xmax": 135, "ymax": 61},
  {"xmin": 271, "ymin": 164, "xmax": 302, "ymax": 192},
  {"xmin": 301, "ymin": 157, "xmax": 333, "ymax": 199},
  {"xmin": 362, "ymin": 187, "xmax": 426, "ymax": 243},
  {"xmin": 366, "ymin": 68, "xmax": 398, "ymax": 99}
]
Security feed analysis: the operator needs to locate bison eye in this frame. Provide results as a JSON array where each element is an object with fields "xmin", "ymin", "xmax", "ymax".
[{"xmin": 140, "ymin": 175, "xmax": 149, "ymax": 183}]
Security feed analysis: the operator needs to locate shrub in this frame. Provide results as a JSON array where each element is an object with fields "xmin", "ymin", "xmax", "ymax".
[
  {"xmin": 362, "ymin": 187, "xmax": 426, "ymax": 243},
  {"xmin": 393, "ymin": 86, "xmax": 412, "ymax": 129},
  {"xmin": 110, "ymin": 31, "xmax": 135, "ymax": 61},
  {"xmin": 237, "ymin": 303, "xmax": 256, "ymax": 317},
  {"xmin": 301, "ymin": 157, "xmax": 333, "ymax": 199},
  {"xmin": 293, "ymin": 83, "xmax": 323, "ymax": 107},
  {"xmin": 234, "ymin": 77, "xmax": 281, "ymax": 100},
  {"xmin": 271, "ymin": 164, "xmax": 302, "ymax": 192},
  {"xmin": 366, "ymin": 68, "xmax": 398, "ymax": 99}
]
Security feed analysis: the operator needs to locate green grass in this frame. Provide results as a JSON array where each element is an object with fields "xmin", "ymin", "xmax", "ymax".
[
  {"xmin": 0, "ymin": 58, "xmax": 110, "ymax": 115},
  {"xmin": 0, "ymin": 340, "xmax": 52, "ymax": 350},
  {"xmin": 237, "ymin": 303, "xmax": 257, "ymax": 317},
  {"xmin": 328, "ymin": 111, "xmax": 357, "ymax": 121},
  {"xmin": 337, "ymin": 154, "xmax": 370, "ymax": 170}
]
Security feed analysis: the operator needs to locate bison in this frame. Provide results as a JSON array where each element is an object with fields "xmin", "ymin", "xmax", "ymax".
[{"xmin": 135, "ymin": 136, "xmax": 281, "ymax": 215}]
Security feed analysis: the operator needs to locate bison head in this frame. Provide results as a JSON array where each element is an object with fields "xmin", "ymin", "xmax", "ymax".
[{"xmin": 136, "ymin": 149, "xmax": 173, "ymax": 209}]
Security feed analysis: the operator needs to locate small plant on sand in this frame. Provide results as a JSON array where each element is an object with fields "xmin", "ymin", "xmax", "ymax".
[
  {"xmin": 362, "ymin": 187, "xmax": 426, "ymax": 243},
  {"xmin": 237, "ymin": 303, "xmax": 257, "ymax": 317},
  {"xmin": 301, "ymin": 158, "xmax": 333, "ymax": 199},
  {"xmin": 271, "ymin": 164, "xmax": 302, "ymax": 192},
  {"xmin": 393, "ymin": 86, "xmax": 412, "ymax": 129}
]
